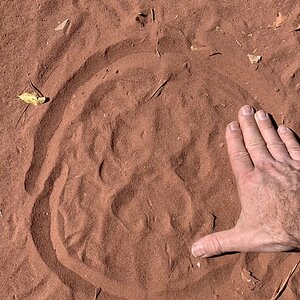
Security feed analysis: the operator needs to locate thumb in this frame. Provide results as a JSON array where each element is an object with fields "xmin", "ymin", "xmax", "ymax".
[{"xmin": 191, "ymin": 228, "xmax": 241, "ymax": 258}]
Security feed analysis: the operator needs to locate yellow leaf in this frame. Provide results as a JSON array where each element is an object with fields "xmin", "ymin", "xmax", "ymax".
[{"xmin": 18, "ymin": 92, "xmax": 46, "ymax": 106}]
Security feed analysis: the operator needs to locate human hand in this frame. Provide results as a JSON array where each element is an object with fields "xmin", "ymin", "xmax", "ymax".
[{"xmin": 191, "ymin": 105, "xmax": 300, "ymax": 258}]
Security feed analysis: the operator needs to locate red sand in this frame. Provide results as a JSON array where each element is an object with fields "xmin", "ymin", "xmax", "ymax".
[{"xmin": 1, "ymin": 0, "xmax": 300, "ymax": 299}]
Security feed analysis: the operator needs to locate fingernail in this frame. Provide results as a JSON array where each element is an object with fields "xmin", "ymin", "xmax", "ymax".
[
  {"xmin": 256, "ymin": 110, "xmax": 268, "ymax": 121},
  {"xmin": 242, "ymin": 105, "xmax": 253, "ymax": 115},
  {"xmin": 191, "ymin": 242, "xmax": 207, "ymax": 258},
  {"xmin": 230, "ymin": 121, "xmax": 240, "ymax": 131},
  {"xmin": 278, "ymin": 124, "xmax": 288, "ymax": 133}
]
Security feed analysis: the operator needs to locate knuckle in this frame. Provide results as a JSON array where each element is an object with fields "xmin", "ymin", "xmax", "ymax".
[
  {"xmin": 266, "ymin": 141, "xmax": 285, "ymax": 149},
  {"xmin": 256, "ymin": 159, "xmax": 276, "ymax": 171},
  {"xmin": 229, "ymin": 134, "xmax": 243, "ymax": 142},
  {"xmin": 231, "ymin": 151, "xmax": 249, "ymax": 161},
  {"xmin": 288, "ymin": 146, "xmax": 300, "ymax": 153},
  {"xmin": 208, "ymin": 234, "xmax": 224, "ymax": 254},
  {"xmin": 247, "ymin": 138, "xmax": 266, "ymax": 148},
  {"xmin": 285, "ymin": 135, "xmax": 298, "ymax": 143}
]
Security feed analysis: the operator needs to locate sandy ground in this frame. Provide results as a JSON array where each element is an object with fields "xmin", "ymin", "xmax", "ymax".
[{"xmin": 1, "ymin": 0, "xmax": 300, "ymax": 299}]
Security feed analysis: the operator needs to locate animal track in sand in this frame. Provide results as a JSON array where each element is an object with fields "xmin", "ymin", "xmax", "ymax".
[
  {"xmin": 26, "ymin": 47, "xmax": 212, "ymax": 298},
  {"xmin": 27, "ymin": 5, "xmax": 291, "ymax": 297}
]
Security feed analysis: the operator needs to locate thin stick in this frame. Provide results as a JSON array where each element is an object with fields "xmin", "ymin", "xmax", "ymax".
[
  {"xmin": 211, "ymin": 214, "xmax": 217, "ymax": 232},
  {"xmin": 147, "ymin": 198, "xmax": 155, "ymax": 210},
  {"xmin": 94, "ymin": 288, "xmax": 102, "ymax": 299},
  {"xmin": 15, "ymin": 104, "xmax": 30, "ymax": 128},
  {"xmin": 280, "ymin": 112, "xmax": 284, "ymax": 125},
  {"xmin": 151, "ymin": 8, "xmax": 155, "ymax": 22},
  {"xmin": 155, "ymin": 29, "xmax": 161, "ymax": 57},
  {"xmin": 235, "ymin": 39, "xmax": 242, "ymax": 47},
  {"xmin": 165, "ymin": 243, "xmax": 172, "ymax": 268},
  {"xmin": 149, "ymin": 75, "xmax": 172, "ymax": 100},
  {"xmin": 271, "ymin": 260, "xmax": 300, "ymax": 300},
  {"xmin": 43, "ymin": 65, "xmax": 58, "ymax": 84},
  {"xmin": 30, "ymin": 80, "xmax": 44, "ymax": 97},
  {"xmin": 155, "ymin": 41, "xmax": 161, "ymax": 57},
  {"xmin": 102, "ymin": 69, "xmax": 109, "ymax": 79},
  {"xmin": 165, "ymin": 25, "xmax": 191, "ymax": 46}
]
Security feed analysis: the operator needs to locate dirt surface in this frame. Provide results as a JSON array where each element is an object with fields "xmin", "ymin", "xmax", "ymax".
[{"xmin": 1, "ymin": 0, "xmax": 300, "ymax": 299}]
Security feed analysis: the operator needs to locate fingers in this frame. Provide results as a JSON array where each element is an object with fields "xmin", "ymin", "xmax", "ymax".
[
  {"xmin": 191, "ymin": 227, "xmax": 291, "ymax": 257},
  {"xmin": 226, "ymin": 121, "xmax": 253, "ymax": 178},
  {"xmin": 254, "ymin": 111, "xmax": 291, "ymax": 162},
  {"xmin": 191, "ymin": 228, "xmax": 243, "ymax": 258},
  {"xmin": 278, "ymin": 125, "xmax": 300, "ymax": 161},
  {"xmin": 238, "ymin": 105, "xmax": 274, "ymax": 164}
]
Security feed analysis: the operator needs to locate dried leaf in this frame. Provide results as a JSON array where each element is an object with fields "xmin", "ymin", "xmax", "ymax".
[
  {"xmin": 268, "ymin": 12, "xmax": 286, "ymax": 28},
  {"xmin": 247, "ymin": 54, "xmax": 262, "ymax": 64},
  {"xmin": 55, "ymin": 19, "xmax": 69, "ymax": 31},
  {"xmin": 18, "ymin": 92, "xmax": 46, "ymax": 106}
]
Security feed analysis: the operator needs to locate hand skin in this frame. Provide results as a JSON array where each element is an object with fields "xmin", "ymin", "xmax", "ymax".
[{"xmin": 191, "ymin": 105, "xmax": 300, "ymax": 258}]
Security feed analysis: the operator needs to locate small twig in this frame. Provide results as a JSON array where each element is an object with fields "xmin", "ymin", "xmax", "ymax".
[
  {"xmin": 151, "ymin": 8, "xmax": 155, "ymax": 22},
  {"xmin": 145, "ymin": 212, "xmax": 156, "ymax": 230},
  {"xmin": 184, "ymin": 62, "xmax": 192, "ymax": 75},
  {"xmin": 211, "ymin": 214, "xmax": 217, "ymax": 232},
  {"xmin": 280, "ymin": 112, "xmax": 285, "ymax": 125},
  {"xmin": 177, "ymin": 27, "xmax": 192, "ymax": 47},
  {"xmin": 235, "ymin": 39, "xmax": 242, "ymax": 47},
  {"xmin": 30, "ymin": 80, "xmax": 44, "ymax": 97},
  {"xmin": 272, "ymin": 281, "xmax": 282, "ymax": 300},
  {"xmin": 165, "ymin": 243, "xmax": 172, "ymax": 268},
  {"xmin": 166, "ymin": 14, "xmax": 179, "ymax": 23},
  {"xmin": 155, "ymin": 29, "xmax": 161, "ymax": 57},
  {"xmin": 44, "ymin": 65, "xmax": 58, "ymax": 83},
  {"xmin": 209, "ymin": 50, "xmax": 222, "ymax": 56},
  {"xmin": 155, "ymin": 42, "xmax": 161, "ymax": 57},
  {"xmin": 165, "ymin": 24, "xmax": 191, "ymax": 46},
  {"xmin": 188, "ymin": 254, "xmax": 194, "ymax": 273},
  {"xmin": 147, "ymin": 198, "xmax": 155, "ymax": 210},
  {"xmin": 215, "ymin": 26, "xmax": 225, "ymax": 34},
  {"xmin": 15, "ymin": 104, "xmax": 30, "ymax": 128},
  {"xmin": 94, "ymin": 288, "xmax": 102, "ymax": 300},
  {"xmin": 271, "ymin": 260, "xmax": 300, "ymax": 300},
  {"xmin": 102, "ymin": 69, "xmax": 109, "ymax": 79},
  {"xmin": 98, "ymin": 160, "xmax": 105, "ymax": 182},
  {"xmin": 149, "ymin": 75, "xmax": 172, "ymax": 100},
  {"xmin": 188, "ymin": 221, "xmax": 193, "ymax": 234}
]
